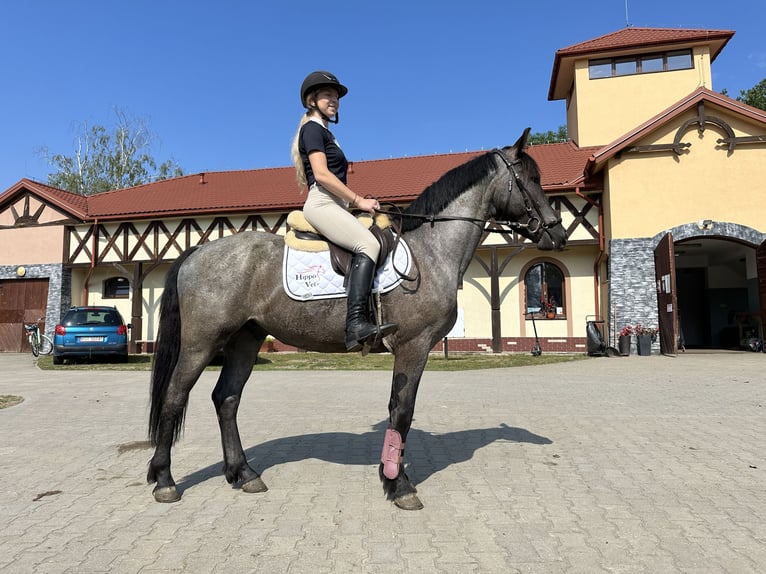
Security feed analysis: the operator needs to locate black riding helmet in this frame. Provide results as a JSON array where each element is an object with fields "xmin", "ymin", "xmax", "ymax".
[{"xmin": 300, "ymin": 71, "xmax": 348, "ymax": 107}]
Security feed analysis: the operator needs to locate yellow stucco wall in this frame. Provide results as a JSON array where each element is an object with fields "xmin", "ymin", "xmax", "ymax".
[
  {"xmin": 456, "ymin": 245, "xmax": 600, "ymax": 340},
  {"xmin": 139, "ymin": 264, "xmax": 170, "ymax": 341},
  {"xmin": 0, "ymin": 226, "xmax": 64, "ymax": 265},
  {"xmin": 605, "ymin": 107, "xmax": 766, "ymax": 239},
  {"xmin": 70, "ymin": 263, "xmax": 171, "ymax": 341},
  {"xmin": 572, "ymin": 47, "xmax": 712, "ymax": 147},
  {"xmin": 70, "ymin": 268, "xmax": 132, "ymax": 325},
  {"xmin": 566, "ymin": 87, "xmax": 579, "ymax": 144}
]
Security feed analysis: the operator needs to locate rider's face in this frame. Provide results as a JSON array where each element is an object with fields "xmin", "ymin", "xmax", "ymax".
[{"xmin": 312, "ymin": 88, "xmax": 339, "ymax": 118}]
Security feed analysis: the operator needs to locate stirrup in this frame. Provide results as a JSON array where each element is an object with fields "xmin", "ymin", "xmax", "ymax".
[{"xmin": 345, "ymin": 322, "xmax": 397, "ymax": 352}]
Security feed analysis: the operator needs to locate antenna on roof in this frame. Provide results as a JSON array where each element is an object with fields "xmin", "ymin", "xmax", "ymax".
[{"xmin": 624, "ymin": 0, "xmax": 631, "ymax": 27}]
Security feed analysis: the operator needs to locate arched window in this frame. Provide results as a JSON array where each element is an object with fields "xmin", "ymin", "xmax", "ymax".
[
  {"xmin": 103, "ymin": 276, "xmax": 130, "ymax": 299},
  {"xmin": 525, "ymin": 262, "xmax": 565, "ymax": 318}
]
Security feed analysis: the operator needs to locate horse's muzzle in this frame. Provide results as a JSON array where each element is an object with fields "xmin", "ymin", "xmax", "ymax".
[{"xmin": 536, "ymin": 225, "xmax": 567, "ymax": 251}]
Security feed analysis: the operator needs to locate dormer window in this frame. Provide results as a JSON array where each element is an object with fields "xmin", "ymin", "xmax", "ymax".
[{"xmin": 589, "ymin": 49, "xmax": 693, "ymax": 79}]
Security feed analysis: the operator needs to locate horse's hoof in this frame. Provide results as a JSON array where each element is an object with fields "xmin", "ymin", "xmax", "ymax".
[
  {"xmin": 153, "ymin": 485, "xmax": 181, "ymax": 503},
  {"xmin": 394, "ymin": 493, "xmax": 424, "ymax": 511},
  {"xmin": 241, "ymin": 476, "xmax": 268, "ymax": 493}
]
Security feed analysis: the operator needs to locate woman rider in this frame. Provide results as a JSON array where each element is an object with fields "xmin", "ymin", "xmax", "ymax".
[{"xmin": 290, "ymin": 71, "xmax": 397, "ymax": 351}]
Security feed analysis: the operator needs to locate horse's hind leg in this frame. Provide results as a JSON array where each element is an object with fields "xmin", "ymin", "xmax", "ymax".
[
  {"xmin": 380, "ymin": 342, "xmax": 430, "ymax": 510},
  {"xmin": 148, "ymin": 355, "xmax": 211, "ymax": 503},
  {"xmin": 213, "ymin": 325, "xmax": 267, "ymax": 493}
]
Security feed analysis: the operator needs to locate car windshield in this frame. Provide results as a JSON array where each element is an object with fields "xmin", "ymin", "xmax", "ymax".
[{"xmin": 65, "ymin": 310, "xmax": 121, "ymax": 326}]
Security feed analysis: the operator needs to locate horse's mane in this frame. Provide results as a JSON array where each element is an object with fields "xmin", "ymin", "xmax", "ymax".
[{"xmin": 400, "ymin": 151, "xmax": 500, "ymax": 232}]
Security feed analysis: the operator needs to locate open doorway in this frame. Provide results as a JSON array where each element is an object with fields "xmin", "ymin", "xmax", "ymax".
[{"xmin": 674, "ymin": 238, "xmax": 761, "ymax": 350}]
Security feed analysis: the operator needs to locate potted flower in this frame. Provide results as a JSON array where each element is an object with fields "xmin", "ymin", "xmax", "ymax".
[
  {"xmin": 262, "ymin": 335, "xmax": 276, "ymax": 353},
  {"xmin": 540, "ymin": 295, "xmax": 557, "ymax": 319},
  {"xmin": 634, "ymin": 324, "xmax": 658, "ymax": 356},
  {"xmin": 618, "ymin": 325, "xmax": 633, "ymax": 356}
]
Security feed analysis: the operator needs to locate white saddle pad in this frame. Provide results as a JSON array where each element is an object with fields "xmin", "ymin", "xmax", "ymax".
[{"xmin": 283, "ymin": 238, "xmax": 413, "ymax": 301}]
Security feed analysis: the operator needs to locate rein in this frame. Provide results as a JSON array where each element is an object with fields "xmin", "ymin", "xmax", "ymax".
[
  {"xmin": 375, "ymin": 149, "xmax": 560, "ymax": 234},
  {"xmin": 368, "ymin": 149, "xmax": 562, "ymax": 284}
]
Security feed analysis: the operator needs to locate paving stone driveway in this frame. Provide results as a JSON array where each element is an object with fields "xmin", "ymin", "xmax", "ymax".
[{"xmin": 1, "ymin": 352, "xmax": 764, "ymax": 573}]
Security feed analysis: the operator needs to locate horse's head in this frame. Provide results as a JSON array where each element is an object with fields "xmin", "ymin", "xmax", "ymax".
[{"xmin": 491, "ymin": 129, "xmax": 567, "ymax": 251}]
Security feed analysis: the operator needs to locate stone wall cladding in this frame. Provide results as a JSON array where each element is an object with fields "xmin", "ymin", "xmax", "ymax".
[
  {"xmin": 609, "ymin": 238, "xmax": 657, "ymax": 348},
  {"xmin": 665, "ymin": 221, "xmax": 765, "ymax": 246},
  {"xmin": 609, "ymin": 221, "xmax": 765, "ymax": 353}
]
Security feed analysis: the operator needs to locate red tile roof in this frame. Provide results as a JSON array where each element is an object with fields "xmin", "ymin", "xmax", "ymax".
[
  {"xmin": 84, "ymin": 152, "xmax": 487, "ymax": 220},
  {"xmin": 526, "ymin": 141, "xmax": 601, "ymax": 190},
  {"xmin": 0, "ymin": 178, "xmax": 89, "ymax": 219},
  {"xmin": 556, "ymin": 27, "xmax": 734, "ymax": 58},
  {"xmin": 549, "ymin": 27, "xmax": 734, "ymax": 100},
  {"xmin": 3, "ymin": 145, "xmax": 593, "ymax": 222}
]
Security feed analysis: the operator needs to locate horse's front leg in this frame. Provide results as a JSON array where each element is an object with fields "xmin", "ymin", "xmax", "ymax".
[
  {"xmin": 212, "ymin": 328, "xmax": 267, "ymax": 494},
  {"xmin": 379, "ymin": 342, "xmax": 430, "ymax": 510}
]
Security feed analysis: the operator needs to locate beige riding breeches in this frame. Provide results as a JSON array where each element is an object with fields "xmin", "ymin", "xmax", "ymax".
[{"xmin": 303, "ymin": 184, "xmax": 380, "ymax": 261}]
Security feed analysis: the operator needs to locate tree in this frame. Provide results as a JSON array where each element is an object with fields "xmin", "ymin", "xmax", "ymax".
[
  {"xmin": 722, "ymin": 78, "xmax": 766, "ymax": 111},
  {"xmin": 527, "ymin": 125, "xmax": 568, "ymax": 145},
  {"xmin": 40, "ymin": 108, "xmax": 183, "ymax": 195},
  {"xmin": 737, "ymin": 78, "xmax": 766, "ymax": 111}
]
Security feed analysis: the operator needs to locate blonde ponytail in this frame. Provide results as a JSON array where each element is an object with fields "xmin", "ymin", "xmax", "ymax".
[{"xmin": 291, "ymin": 113, "xmax": 312, "ymax": 189}]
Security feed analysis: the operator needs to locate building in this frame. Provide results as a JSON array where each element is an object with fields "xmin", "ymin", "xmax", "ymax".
[
  {"xmin": 2, "ymin": 26, "xmax": 764, "ymax": 355},
  {"xmin": 551, "ymin": 28, "xmax": 766, "ymax": 353}
]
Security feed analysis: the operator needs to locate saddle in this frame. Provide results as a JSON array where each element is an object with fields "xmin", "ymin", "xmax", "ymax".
[{"xmin": 285, "ymin": 211, "xmax": 395, "ymax": 277}]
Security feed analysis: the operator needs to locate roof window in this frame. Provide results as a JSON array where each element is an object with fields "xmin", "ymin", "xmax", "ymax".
[{"xmin": 589, "ymin": 49, "xmax": 692, "ymax": 79}]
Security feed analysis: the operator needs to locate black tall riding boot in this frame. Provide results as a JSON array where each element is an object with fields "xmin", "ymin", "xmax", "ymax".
[{"xmin": 345, "ymin": 253, "xmax": 398, "ymax": 351}]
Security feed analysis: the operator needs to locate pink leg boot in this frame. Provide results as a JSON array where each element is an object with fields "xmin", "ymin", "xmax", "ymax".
[{"xmin": 380, "ymin": 426, "xmax": 405, "ymax": 480}]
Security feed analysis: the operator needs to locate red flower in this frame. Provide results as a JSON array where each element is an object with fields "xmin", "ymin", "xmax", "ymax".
[{"xmin": 540, "ymin": 295, "xmax": 557, "ymax": 315}]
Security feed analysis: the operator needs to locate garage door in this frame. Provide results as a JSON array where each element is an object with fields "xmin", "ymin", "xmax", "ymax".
[{"xmin": 0, "ymin": 279, "xmax": 50, "ymax": 352}]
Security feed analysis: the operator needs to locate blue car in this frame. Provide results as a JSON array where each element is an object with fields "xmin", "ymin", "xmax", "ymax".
[{"xmin": 53, "ymin": 306, "xmax": 131, "ymax": 365}]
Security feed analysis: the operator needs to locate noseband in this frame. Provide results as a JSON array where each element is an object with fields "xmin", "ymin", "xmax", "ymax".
[{"xmin": 490, "ymin": 149, "xmax": 562, "ymax": 234}]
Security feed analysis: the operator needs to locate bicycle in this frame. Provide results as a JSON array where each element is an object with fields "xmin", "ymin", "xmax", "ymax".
[{"xmin": 24, "ymin": 318, "xmax": 53, "ymax": 357}]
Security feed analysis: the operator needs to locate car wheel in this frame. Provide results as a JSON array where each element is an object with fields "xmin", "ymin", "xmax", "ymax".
[{"xmin": 53, "ymin": 355, "xmax": 63, "ymax": 365}]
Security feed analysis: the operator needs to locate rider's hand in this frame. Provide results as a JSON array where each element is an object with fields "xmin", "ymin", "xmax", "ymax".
[{"xmin": 354, "ymin": 195, "xmax": 380, "ymax": 214}]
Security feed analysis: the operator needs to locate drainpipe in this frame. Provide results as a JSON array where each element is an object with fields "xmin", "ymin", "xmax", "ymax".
[
  {"xmin": 575, "ymin": 189, "xmax": 605, "ymax": 321},
  {"xmin": 83, "ymin": 218, "xmax": 98, "ymax": 304}
]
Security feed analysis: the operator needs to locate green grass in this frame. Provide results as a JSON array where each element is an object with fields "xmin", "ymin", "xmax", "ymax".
[
  {"xmin": 0, "ymin": 395, "xmax": 24, "ymax": 409},
  {"xmin": 35, "ymin": 352, "xmax": 589, "ymax": 372}
]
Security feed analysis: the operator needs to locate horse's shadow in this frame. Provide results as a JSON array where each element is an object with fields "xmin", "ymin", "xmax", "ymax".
[{"xmin": 176, "ymin": 422, "xmax": 552, "ymax": 494}]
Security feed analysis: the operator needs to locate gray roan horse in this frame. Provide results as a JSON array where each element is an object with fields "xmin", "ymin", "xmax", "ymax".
[{"xmin": 147, "ymin": 128, "xmax": 566, "ymax": 510}]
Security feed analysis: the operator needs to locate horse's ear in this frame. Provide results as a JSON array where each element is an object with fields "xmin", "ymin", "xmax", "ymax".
[{"xmin": 512, "ymin": 127, "xmax": 532, "ymax": 153}]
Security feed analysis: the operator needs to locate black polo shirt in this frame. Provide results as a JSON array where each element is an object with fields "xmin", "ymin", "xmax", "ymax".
[{"xmin": 299, "ymin": 119, "xmax": 348, "ymax": 186}]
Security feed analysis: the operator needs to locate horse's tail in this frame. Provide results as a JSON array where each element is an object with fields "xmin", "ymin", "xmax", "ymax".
[{"xmin": 148, "ymin": 246, "xmax": 199, "ymax": 447}]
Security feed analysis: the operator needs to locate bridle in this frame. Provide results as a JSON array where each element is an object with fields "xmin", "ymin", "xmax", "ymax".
[
  {"xmin": 489, "ymin": 149, "xmax": 562, "ymax": 234},
  {"xmin": 376, "ymin": 149, "xmax": 561, "ymax": 235}
]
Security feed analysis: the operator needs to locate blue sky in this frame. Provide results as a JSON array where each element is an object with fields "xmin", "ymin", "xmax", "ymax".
[{"xmin": 2, "ymin": 0, "xmax": 765, "ymax": 192}]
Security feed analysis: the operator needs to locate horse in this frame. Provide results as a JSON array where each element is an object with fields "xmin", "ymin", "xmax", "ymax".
[{"xmin": 147, "ymin": 128, "xmax": 567, "ymax": 510}]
